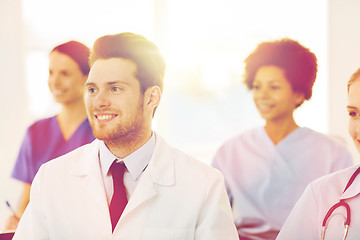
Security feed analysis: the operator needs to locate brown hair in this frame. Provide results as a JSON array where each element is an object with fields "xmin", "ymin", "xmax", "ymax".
[
  {"xmin": 51, "ymin": 41, "xmax": 90, "ymax": 75},
  {"xmin": 89, "ymin": 32, "xmax": 166, "ymax": 94},
  {"xmin": 348, "ymin": 67, "xmax": 360, "ymax": 92}
]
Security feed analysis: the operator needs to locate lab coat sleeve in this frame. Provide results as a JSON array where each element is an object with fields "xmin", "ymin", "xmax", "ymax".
[
  {"xmin": 13, "ymin": 165, "xmax": 50, "ymax": 240},
  {"xmin": 194, "ymin": 169, "xmax": 238, "ymax": 240},
  {"xmin": 211, "ymin": 148, "xmax": 234, "ymax": 206},
  {"xmin": 276, "ymin": 182, "xmax": 319, "ymax": 240}
]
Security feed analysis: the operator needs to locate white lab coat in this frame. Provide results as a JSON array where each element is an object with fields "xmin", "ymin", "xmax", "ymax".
[
  {"xmin": 13, "ymin": 133, "xmax": 238, "ymax": 240},
  {"xmin": 276, "ymin": 165, "xmax": 360, "ymax": 240}
]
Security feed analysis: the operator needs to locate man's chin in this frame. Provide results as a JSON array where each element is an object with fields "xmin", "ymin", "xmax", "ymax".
[
  {"xmin": 92, "ymin": 131, "xmax": 112, "ymax": 141},
  {"xmin": 93, "ymin": 130, "xmax": 126, "ymax": 142}
]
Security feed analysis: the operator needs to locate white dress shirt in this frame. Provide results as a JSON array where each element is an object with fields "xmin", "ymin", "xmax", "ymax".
[{"xmin": 99, "ymin": 133, "xmax": 156, "ymax": 205}]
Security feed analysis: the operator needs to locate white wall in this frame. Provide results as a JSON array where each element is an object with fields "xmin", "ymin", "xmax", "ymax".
[
  {"xmin": 0, "ymin": 0, "xmax": 29, "ymax": 229},
  {"xmin": 328, "ymin": 0, "xmax": 360, "ymax": 163}
]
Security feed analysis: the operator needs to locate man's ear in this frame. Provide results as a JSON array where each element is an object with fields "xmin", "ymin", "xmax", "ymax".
[{"xmin": 144, "ymin": 86, "xmax": 161, "ymax": 112}]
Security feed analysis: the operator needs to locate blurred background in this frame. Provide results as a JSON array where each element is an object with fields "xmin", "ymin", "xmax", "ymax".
[{"xmin": 1, "ymin": 0, "xmax": 360, "ymax": 229}]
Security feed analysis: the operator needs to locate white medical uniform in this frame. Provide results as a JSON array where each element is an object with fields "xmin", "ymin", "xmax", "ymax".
[
  {"xmin": 13, "ymin": 133, "xmax": 238, "ymax": 240},
  {"xmin": 277, "ymin": 165, "xmax": 360, "ymax": 240},
  {"xmin": 212, "ymin": 127, "xmax": 353, "ymax": 239}
]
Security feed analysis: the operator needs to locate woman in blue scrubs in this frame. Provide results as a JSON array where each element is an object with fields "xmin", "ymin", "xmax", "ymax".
[{"xmin": 5, "ymin": 41, "xmax": 95, "ymax": 230}]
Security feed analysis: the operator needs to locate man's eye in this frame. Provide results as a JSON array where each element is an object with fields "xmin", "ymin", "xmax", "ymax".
[
  {"xmin": 88, "ymin": 88, "xmax": 97, "ymax": 93},
  {"xmin": 112, "ymin": 87, "xmax": 122, "ymax": 92}
]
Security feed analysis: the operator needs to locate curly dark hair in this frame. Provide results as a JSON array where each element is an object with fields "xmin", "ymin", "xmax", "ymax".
[{"xmin": 244, "ymin": 38, "xmax": 317, "ymax": 104}]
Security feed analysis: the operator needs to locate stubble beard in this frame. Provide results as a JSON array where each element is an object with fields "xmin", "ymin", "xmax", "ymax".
[{"xmin": 90, "ymin": 104, "xmax": 145, "ymax": 145}]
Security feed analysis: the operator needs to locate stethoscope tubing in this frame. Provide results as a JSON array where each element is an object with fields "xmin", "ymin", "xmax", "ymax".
[{"xmin": 321, "ymin": 166, "xmax": 360, "ymax": 240}]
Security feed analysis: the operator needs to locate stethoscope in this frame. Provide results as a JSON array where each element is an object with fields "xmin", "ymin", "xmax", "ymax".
[{"xmin": 321, "ymin": 166, "xmax": 360, "ymax": 240}]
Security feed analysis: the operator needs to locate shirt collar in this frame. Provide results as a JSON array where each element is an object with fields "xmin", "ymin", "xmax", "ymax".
[{"xmin": 99, "ymin": 133, "xmax": 156, "ymax": 181}]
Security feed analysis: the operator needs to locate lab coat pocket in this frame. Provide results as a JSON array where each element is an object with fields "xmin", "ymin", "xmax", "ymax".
[{"xmin": 143, "ymin": 227, "xmax": 195, "ymax": 240}]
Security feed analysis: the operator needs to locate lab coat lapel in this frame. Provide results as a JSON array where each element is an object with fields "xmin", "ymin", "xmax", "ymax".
[
  {"xmin": 71, "ymin": 140, "xmax": 111, "ymax": 231},
  {"xmin": 341, "ymin": 166, "xmax": 360, "ymax": 200},
  {"xmin": 118, "ymin": 133, "xmax": 175, "ymax": 223}
]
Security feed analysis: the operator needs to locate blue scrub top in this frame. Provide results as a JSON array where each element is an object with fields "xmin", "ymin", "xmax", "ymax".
[{"xmin": 12, "ymin": 116, "xmax": 95, "ymax": 183}]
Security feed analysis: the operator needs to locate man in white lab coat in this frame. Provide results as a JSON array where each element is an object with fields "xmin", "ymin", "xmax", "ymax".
[{"xmin": 13, "ymin": 32, "xmax": 238, "ymax": 240}]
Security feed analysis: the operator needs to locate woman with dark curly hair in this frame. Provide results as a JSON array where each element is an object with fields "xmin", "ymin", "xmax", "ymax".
[{"xmin": 212, "ymin": 39, "xmax": 353, "ymax": 240}]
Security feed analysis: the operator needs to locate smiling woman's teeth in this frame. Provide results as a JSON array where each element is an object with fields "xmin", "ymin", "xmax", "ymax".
[
  {"xmin": 258, "ymin": 103, "xmax": 271, "ymax": 108},
  {"xmin": 53, "ymin": 90, "xmax": 64, "ymax": 95},
  {"xmin": 258, "ymin": 104, "xmax": 271, "ymax": 110}
]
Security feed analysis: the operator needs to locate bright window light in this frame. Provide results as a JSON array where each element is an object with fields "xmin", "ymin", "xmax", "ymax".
[{"xmin": 22, "ymin": 0, "xmax": 327, "ymax": 163}]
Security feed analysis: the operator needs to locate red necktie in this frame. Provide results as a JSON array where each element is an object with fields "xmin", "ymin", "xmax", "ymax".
[{"xmin": 109, "ymin": 161, "xmax": 128, "ymax": 232}]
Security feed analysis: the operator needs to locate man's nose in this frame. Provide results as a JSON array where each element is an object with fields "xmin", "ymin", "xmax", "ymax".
[{"xmin": 94, "ymin": 90, "xmax": 111, "ymax": 108}]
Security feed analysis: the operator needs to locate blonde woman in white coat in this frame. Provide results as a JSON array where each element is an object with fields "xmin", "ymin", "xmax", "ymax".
[{"xmin": 277, "ymin": 67, "xmax": 360, "ymax": 240}]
